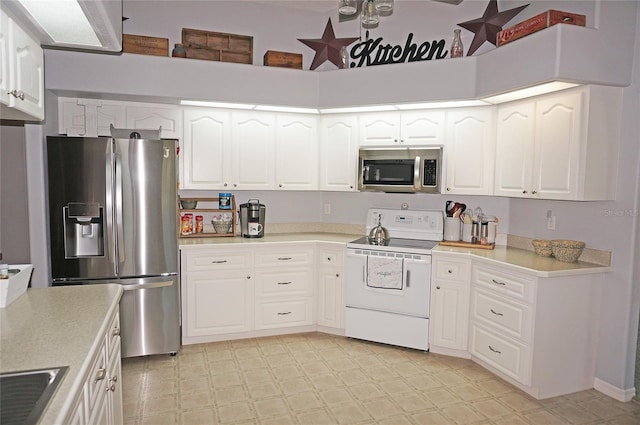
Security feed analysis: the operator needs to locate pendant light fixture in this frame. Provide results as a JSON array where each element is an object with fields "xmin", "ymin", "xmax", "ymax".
[{"xmin": 338, "ymin": 0, "xmax": 394, "ymax": 29}]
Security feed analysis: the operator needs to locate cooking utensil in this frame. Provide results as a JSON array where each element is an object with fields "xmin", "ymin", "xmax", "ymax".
[
  {"xmin": 445, "ymin": 201, "xmax": 455, "ymax": 217},
  {"xmin": 368, "ymin": 214, "xmax": 389, "ymax": 245}
]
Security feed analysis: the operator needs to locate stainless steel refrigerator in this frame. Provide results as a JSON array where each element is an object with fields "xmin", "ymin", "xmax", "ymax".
[{"xmin": 46, "ymin": 136, "xmax": 180, "ymax": 358}]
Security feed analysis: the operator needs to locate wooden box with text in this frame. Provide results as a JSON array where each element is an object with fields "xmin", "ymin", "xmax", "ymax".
[
  {"xmin": 263, "ymin": 50, "xmax": 303, "ymax": 69},
  {"xmin": 497, "ymin": 10, "xmax": 586, "ymax": 47},
  {"xmin": 122, "ymin": 34, "xmax": 169, "ymax": 56}
]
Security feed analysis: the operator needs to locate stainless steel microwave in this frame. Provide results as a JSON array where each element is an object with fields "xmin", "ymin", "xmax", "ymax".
[{"xmin": 358, "ymin": 147, "xmax": 442, "ymax": 193}]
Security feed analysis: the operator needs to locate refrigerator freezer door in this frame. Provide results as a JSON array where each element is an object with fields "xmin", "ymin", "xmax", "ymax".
[
  {"xmin": 115, "ymin": 138, "xmax": 178, "ymax": 277},
  {"xmin": 47, "ymin": 137, "xmax": 117, "ymax": 281},
  {"xmin": 119, "ymin": 276, "xmax": 181, "ymax": 357}
]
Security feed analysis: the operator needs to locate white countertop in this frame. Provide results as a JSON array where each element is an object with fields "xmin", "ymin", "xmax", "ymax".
[
  {"xmin": 433, "ymin": 245, "xmax": 611, "ymax": 277},
  {"xmin": 179, "ymin": 232, "xmax": 359, "ymax": 247},
  {"xmin": 180, "ymin": 232, "xmax": 610, "ymax": 277},
  {"xmin": 0, "ymin": 284, "xmax": 123, "ymax": 425}
]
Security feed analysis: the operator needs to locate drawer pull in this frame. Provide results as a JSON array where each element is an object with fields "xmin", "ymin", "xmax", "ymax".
[
  {"xmin": 490, "ymin": 309, "xmax": 503, "ymax": 316},
  {"xmin": 211, "ymin": 260, "xmax": 228, "ymax": 264},
  {"xmin": 112, "ymin": 327, "xmax": 120, "ymax": 337},
  {"xmin": 436, "ymin": 286, "xmax": 441, "ymax": 290},
  {"xmin": 277, "ymin": 281, "xmax": 292, "ymax": 285},
  {"xmin": 491, "ymin": 279, "xmax": 506, "ymax": 286},
  {"xmin": 95, "ymin": 367, "xmax": 106, "ymax": 382},
  {"xmin": 277, "ymin": 311, "xmax": 292, "ymax": 315},
  {"xmin": 277, "ymin": 257, "xmax": 292, "ymax": 261},
  {"xmin": 448, "ymin": 269, "xmax": 453, "ymax": 274},
  {"xmin": 488, "ymin": 345, "xmax": 502, "ymax": 354}
]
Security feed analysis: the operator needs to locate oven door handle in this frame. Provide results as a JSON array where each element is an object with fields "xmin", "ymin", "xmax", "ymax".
[
  {"xmin": 414, "ymin": 156, "xmax": 421, "ymax": 190},
  {"xmin": 406, "ymin": 269, "xmax": 411, "ymax": 287}
]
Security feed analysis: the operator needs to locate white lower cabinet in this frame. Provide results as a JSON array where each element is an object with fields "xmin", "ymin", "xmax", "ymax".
[
  {"xmin": 316, "ymin": 244, "xmax": 345, "ymax": 331},
  {"xmin": 67, "ymin": 310, "xmax": 122, "ymax": 425},
  {"xmin": 429, "ymin": 252, "xmax": 470, "ymax": 357},
  {"xmin": 181, "ymin": 243, "xmax": 319, "ymax": 344},
  {"xmin": 468, "ymin": 260, "xmax": 601, "ymax": 399}
]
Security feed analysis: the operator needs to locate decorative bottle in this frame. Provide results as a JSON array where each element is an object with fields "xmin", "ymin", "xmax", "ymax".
[
  {"xmin": 450, "ymin": 29, "xmax": 463, "ymax": 58},
  {"xmin": 172, "ymin": 43, "xmax": 187, "ymax": 58}
]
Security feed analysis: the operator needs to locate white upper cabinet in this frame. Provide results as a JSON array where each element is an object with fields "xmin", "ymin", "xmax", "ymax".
[
  {"xmin": 231, "ymin": 111, "xmax": 276, "ymax": 190},
  {"xmin": 359, "ymin": 110, "xmax": 445, "ymax": 146},
  {"xmin": 319, "ymin": 114, "xmax": 358, "ymax": 191},
  {"xmin": 275, "ymin": 113, "xmax": 318, "ymax": 190},
  {"xmin": 58, "ymin": 97, "xmax": 125, "ymax": 137},
  {"xmin": 182, "ymin": 108, "xmax": 232, "ymax": 190},
  {"xmin": 443, "ymin": 107, "xmax": 496, "ymax": 195},
  {"xmin": 0, "ymin": 9, "xmax": 44, "ymax": 121},
  {"xmin": 495, "ymin": 86, "xmax": 622, "ymax": 200},
  {"xmin": 125, "ymin": 105, "xmax": 183, "ymax": 139}
]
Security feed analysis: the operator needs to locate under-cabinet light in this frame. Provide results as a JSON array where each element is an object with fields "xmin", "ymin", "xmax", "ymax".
[
  {"xmin": 18, "ymin": 0, "xmax": 101, "ymax": 46},
  {"xmin": 180, "ymin": 100, "xmax": 256, "ymax": 109},
  {"xmin": 319, "ymin": 105, "xmax": 397, "ymax": 114},
  {"xmin": 395, "ymin": 100, "xmax": 490, "ymax": 110},
  {"xmin": 481, "ymin": 82, "xmax": 580, "ymax": 104},
  {"xmin": 254, "ymin": 105, "xmax": 319, "ymax": 114}
]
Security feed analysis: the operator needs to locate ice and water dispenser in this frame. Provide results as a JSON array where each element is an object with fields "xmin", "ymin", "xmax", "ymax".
[{"xmin": 63, "ymin": 203, "xmax": 104, "ymax": 258}]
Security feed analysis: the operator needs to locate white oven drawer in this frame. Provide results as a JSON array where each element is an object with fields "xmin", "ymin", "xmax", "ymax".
[
  {"xmin": 471, "ymin": 289, "xmax": 531, "ymax": 341},
  {"xmin": 470, "ymin": 323, "xmax": 531, "ymax": 386}
]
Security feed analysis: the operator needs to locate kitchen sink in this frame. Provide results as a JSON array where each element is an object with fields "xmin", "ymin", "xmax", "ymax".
[{"xmin": 0, "ymin": 366, "xmax": 68, "ymax": 425}]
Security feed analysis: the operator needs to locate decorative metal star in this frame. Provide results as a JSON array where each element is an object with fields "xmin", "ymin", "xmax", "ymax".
[
  {"xmin": 458, "ymin": 0, "xmax": 529, "ymax": 56},
  {"xmin": 298, "ymin": 18, "xmax": 359, "ymax": 70}
]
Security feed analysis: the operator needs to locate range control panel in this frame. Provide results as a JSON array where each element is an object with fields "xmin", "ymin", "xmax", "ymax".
[{"xmin": 366, "ymin": 208, "xmax": 444, "ymax": 241}]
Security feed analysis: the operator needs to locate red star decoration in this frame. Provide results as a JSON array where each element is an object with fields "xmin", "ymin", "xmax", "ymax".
[
  {"xmin": 298, "ymin": 18, "xmax": 359, "ymax": 70},
  {"xmin": 458, "ymin": 0, "xmax": 529, "ymax": 56}
]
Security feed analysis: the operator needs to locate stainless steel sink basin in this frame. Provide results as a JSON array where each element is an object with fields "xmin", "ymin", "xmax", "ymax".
[{"xmin": 0, "ymin": 366, "xmax": 68, "ymax": 425}]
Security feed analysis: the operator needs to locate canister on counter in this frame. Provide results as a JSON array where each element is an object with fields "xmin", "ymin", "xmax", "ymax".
[
  {"xmin": 195, "ymin": 215, "xmax": 204, "ymax": 234},
  {"xmin": 219, "ymin": 193, "xmax": 232, "ymax": 209},
  {"xmin": 181, "ymin": 214, "xmax": 191, "ymax": 235}
]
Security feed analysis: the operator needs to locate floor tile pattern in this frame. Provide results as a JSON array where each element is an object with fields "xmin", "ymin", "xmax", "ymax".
[{"xmin": 122, "ymin": 333, "xmax": 640, "ymax": 424}]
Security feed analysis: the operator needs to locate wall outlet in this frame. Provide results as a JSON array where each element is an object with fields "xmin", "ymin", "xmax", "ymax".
[
  {"xmin": 547, "ymin": 213, "xmax": 556, "ymax": 230},
  {"xmin": 324, "ymin": 203, "xmax": 331, "ymax": 215}
]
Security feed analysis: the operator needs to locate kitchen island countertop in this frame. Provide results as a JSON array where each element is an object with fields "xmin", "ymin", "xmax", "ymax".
[{"xmin": 0, "ymin": 284, "xmax": 123, "ymax": 425}]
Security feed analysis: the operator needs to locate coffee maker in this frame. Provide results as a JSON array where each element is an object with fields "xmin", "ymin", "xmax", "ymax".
[{"xmin": 239, "ymin": 199, "xmax": 266, "ymax": 238}]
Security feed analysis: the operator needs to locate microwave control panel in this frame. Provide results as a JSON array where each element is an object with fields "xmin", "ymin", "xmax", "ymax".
[{"xmin": 423, "ymin": 159, "xmax": 438, "ymax": 187}]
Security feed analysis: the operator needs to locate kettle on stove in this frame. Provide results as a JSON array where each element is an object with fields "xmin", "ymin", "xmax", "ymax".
[{"xmin": 367, "ymin": 214, "xmax": 389, "ymax": 245}]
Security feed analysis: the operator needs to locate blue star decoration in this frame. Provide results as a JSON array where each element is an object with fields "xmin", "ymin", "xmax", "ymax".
[
  {"xmin": 298, "ymin": 18, "xmax": 359, "ymax": 70},
  {"xmin": 458, "ymin": 0, "xmax": 529, "ymax": 56}
]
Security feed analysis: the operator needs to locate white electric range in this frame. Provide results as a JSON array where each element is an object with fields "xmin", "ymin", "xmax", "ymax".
[{"xmin": 345, "ymin": 208, "xmax": 444, "ymax": 351}]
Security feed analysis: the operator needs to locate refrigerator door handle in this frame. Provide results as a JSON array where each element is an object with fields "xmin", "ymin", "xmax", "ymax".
[
  {"xmin": 121, "ymin": 279, "xmax": 174, "ymax": 291},
  {"xmin": 105, "ymin": 142, "xmax": 115, "ymax": 264},
  {"xmin": 114, "ymin": 146, "xmax": 125, "ymax": 265}
]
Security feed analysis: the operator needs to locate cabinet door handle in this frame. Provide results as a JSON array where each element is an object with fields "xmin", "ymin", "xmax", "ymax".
[
  {"xmin": 277, "ymin": 257, "xmax": 292, "ymax": 261},
  {"xmin": 490, "ymin": 308, "xmax": 503, "ymax": 316},
  {"xmin": 522, "ymin": 190, "xmax": 528, "ymax": 194},
  {"xmin": 277, "ymin": 311, "xmax": 292, "ymax": 315},
  {"xmin": 211, "ymin": 260, "xmax": 228, "ymax": 264},
  {"xmin": 277, "ymin": 281, "xmax": 292, "ymax": 285},
  {"xmin": 224, "ymin": 183, "xmax": 228, "ymax": 187},
  {"xmin": 446, "ymin": 187, "xmax": 451, "ymax": 191},
  {"xmin": 491, "ymin": 279, "xmax": 506, "ymax": 286},
  {"xmin": 336, "ymin": 273, "xmax": 340, "ymax": 278},
  {"xmin": 488, "ymin": 345, "xmax": 502, "ymax": 354},
  {"xmin": 436, "ymin": 286, "xmax": 441, "ymax": 290},
  {"xmin": 532, "ymin": 190, "xmax": 537, "ymax": 194},
  {"xmin": 112, "ymin": 327, "xmax": 120, "ymax": 337},
  {"xmin": 447, "ymin": 269, "xmax": 453, "ymax": 274},
  {"xmin": 95, "ymin": 367, "xmax": 106, "ymax": 382}
]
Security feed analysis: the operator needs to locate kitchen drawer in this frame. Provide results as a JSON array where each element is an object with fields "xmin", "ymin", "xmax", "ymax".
[
  {"xmin": 255, "ymin": 298, "xmax": 313, "ymax": 329},
  {"xmin": 319, "ymin": 248, "xmax": 344, "ymax": 267},
  {"xmin": 183, "ymin": 249, "xmax": 252, "ymax": 271},
  {"xmin": 470, "ymin": 323, "xmax": 531, "ymax": 385},
  {"xmin": 106, "ymin": 311, "xmax": 121, "ymax": 357},
  {"xmin": 472, "ymin": 264, "xmax": 535, "ymax": 302},
  {"xmin": 255, "ymin": 269, "xmax": 313, "ymax": 297},
  {"xmin": 434, "ymin": 258, "xmax": 469, "ymax": 282},
  {"xmin": 254, "ymin": 248, "xmax": 314, "ymax": 267},
  {"xmin": 471, "ymin": 288, "xmax": 531, "ymax": 341},
  {"xmin": 86, "ymin": 340, "xmax": 108, "ymax": 412}
]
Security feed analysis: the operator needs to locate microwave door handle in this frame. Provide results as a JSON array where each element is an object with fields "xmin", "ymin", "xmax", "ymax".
[{"xmin": 414, "ymin": 156, "xmax": 421, "ymax": 189}]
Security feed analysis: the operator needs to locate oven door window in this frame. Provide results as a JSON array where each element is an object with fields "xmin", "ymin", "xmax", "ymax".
[{"xmin": 362, "ymin": 159, "xmax": 415, "ymax": 186}]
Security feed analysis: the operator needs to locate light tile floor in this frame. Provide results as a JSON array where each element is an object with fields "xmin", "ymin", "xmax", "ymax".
[{"xmin": 122, "ymin": 332, "xmax": 640, "ymax": 424}]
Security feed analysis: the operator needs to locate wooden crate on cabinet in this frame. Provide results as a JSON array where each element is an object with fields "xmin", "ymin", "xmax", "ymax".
[{"xmin": 178, "ymin": 196, "xmax": 237, "ymax": 238}]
